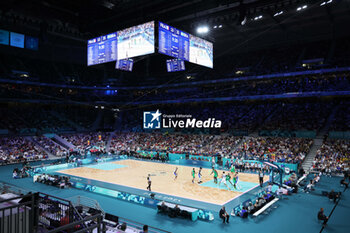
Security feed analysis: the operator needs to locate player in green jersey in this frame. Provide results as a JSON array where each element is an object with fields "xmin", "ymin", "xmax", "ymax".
[
  {"xmin": 210, "ymin": 168, "xmax": 218, "ymax": 184},
  {"xmin": 226, "ymin": 173, "xmax": 234, "ymax": 188},
  {"xmin": 232, "ymin": 175, "xmax": 237, "ymax": 189},
  {"xmin": 230, "ymin": 164, "xmax": 236, "ymax": 176},
  {"xmin": 192, "ymin": 168, "xmax": 196, "ymax": 183}
]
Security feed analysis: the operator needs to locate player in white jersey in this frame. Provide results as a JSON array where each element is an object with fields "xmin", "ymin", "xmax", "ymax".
[
  {"xmin": 234, "ymin": 172, "xmax": 242, "ymax": 190},
  {"xmin": 198, "ymin": 167, "xmax": 203, "ymax": 184},
  {"xmin": 219, "ymin": 171, "xmax": 230, "ymax": 190}
]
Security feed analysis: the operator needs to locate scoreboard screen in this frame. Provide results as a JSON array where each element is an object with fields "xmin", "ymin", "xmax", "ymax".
[
  {"xmin": 166, "ymin": 59, "xmax": 185, "ymax": 72},
  {"xmin": 0, "ymin": 30, "xmax": 9, "ymax": 45},
  {"xmin": 158, "ymin": 22, "xmax": 189, "ymax": 61},
  {"xmin": 25, "ymin": 36, "xmax": 39, "ymax": 50},
  {"xmin": 117, "ymin": 21, "xmax": 154, "ymax": 60},
  {"xmin": 87, "ymin": 32, "xmax": 118, "ymax": 66},
  {"xmin": 115, "ymin": 59, "xmax": 133, "ymax": 72},
  {"xmin": 10, "ymin": 32, "xmax": 25, "ymax": 48},
  {"xmin": 189, "ymin": 34, "xmax": 213, "ymax": 68}
]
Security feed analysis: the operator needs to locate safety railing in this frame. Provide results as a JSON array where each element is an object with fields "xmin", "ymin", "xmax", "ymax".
[
  {"xmin": 68, "ymin": 196, "xmax": 171, "ymax": 233},
  {"xmin": 67, "ymin": 196, "xmax": 105, "ymax": 217},
  {"xmin": 0, "ymin": 185, "xmax": 104, "ymax": 233},
  {"xmin": 0, "ymin": 192, "xmax": 35, "ymax": 233},
  {"xmin": 37, "ymin": 192, "xmax": 101, "ymax": 233}
]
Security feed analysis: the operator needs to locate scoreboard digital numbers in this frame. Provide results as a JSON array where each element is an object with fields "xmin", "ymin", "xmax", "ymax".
[
  {"xmin": 189, "ymin": 34, "xmax": 213, "ymax": 68},
  {"xmin": 158, "ymin": 22, "xmax": 189, "ymax": 61},
  {"xmin": 115, "ymin": 59, "xmax": 133, "ymax": 72},
  {"xmin": 166, "ymin": 59, "xmax": 185, "ymax": 72},
  {"xmin": 87, "ymin": 32, "xmax": 118, "ymax": 66}
]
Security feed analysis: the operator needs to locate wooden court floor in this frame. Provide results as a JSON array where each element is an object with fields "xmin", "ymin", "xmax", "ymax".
[{"xmin": 58, "ymin": 160, "xmax": 267, "ymax": 205}]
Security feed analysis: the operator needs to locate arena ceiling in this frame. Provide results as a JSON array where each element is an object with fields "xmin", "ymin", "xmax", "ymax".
[
  {"xmin": 2, "ymin": 0, "xmax": 350, "ymax": 47},
  {"xmin": 1, "ymin": 0, "xmax": 350, "ymax": 85}
]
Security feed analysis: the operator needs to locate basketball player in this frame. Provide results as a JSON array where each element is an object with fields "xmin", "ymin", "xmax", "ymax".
[
  {"xmin": 174, "ymin": 167, "xmax": 178, "ymax": 180},
  {"xmin": 210, "ymin": 167, "xmax": 218, "ymax": 184},
  {"xmin": 192, "ymin": 168, "xmax": 196, "ymax": 184},
  {"xmin": 232, "ymin": 173, "xmax": 237, "ymax": 189},
  {"xmin": 234, "ymin": 172, "xmax": 241, "ymax": 190},
  {"xmin": 211, "ymin": 157, "xmax": 216, "ymax": 168},
  {"xmin": 147, "ymin": 174, "xmax": 151, "ymax": 191},
  {"xmin": 226, "ymin": 172, "xmax": 235, "ymax": 188},
  {"xmin": 219, "ymin": 172, "xmax": 230, "ymax": 190},
  {"xmin": 230, "ymin": 164, "xmax": 236, "ymax": 177},
  {"xmin": 198, "ymin": 167, "xmax": 203, "ymax": 184}
]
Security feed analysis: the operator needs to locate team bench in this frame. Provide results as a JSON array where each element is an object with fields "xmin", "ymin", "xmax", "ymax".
[
  {"xmin": 252, "ymin": 198, "xmax": 279, "ymax": 217},
  {"xmin": 157, "ymin": 201, "xmax": 199, "ymax": 221}
]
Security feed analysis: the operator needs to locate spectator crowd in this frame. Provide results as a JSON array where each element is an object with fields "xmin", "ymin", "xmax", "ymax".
[
  {"xmin": 312, "ymin": 139, "xmax": 350, "ymax": 174},
  {"xmin": 0, "ymin": 137, "xmax": 48, "ymax": 164}
]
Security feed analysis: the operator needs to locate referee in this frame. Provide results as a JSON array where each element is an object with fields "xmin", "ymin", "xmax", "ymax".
[
  {"xmin": 259, "ymin": 169, "xmax": 264, "ymax": 187},
  {"xmin": 147, "ymin": 174, "xmax": 152, "ymax": 191}
]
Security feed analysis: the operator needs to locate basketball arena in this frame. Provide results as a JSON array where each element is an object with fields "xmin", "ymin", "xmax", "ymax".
[{"xmin": 0, "ymin": 0, "xmax": 350, "ymax": 233}]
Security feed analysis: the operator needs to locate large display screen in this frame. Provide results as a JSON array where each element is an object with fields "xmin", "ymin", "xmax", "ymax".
[
  {"xmin": 117, "ymin": 21, "xmax": 154, "ymax": 60},
  {"xmin": 10, "ymin": 32, "xmax": 25, "ymax": 48},
  {"xmin": 166, "ymin": 59, "xmax": 185, "ymax": 72},
  {"xmin": 87, "ymin": 32, "xmax": 118, "ymax": 66},
  {"xmin": 0, "ymin": 30, "xmax": 9, "ymax": 45},
  {"xmin": 115, "ymin": 59, "xmax": 133, "ymax": 72},
  {"xmin": 25, "ymin": 36, "xmax": 39, "ymax": 50},
  {"xmin": 189, "ymin": 34, "xmax": 213, "ymax": 68},
  {"xmin": 158, "ymin": 22, "xmax": 189, "ymax": 61}
]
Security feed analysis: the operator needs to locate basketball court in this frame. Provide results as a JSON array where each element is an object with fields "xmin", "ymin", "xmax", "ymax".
[{"xmin": 57, "ymin": 159, "xmax": 268, "ymax": 205}]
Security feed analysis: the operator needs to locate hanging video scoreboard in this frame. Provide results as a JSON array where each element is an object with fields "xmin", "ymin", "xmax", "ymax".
[
  {"xmin": 87, "ymin": 21, "xmax": 155, "ymax": 66},
  {"xmin": 87, "ymin": 32, "xmax": 118, "ymax": 66},
  {"xmin": 158, "ymin": 22, "xmax": 189, "ymax": 61},
  {"xmin": 87, "ymin": 21, "xmax": 213, "ymax": 68},
  {"xmin": 166, "ymin": 59, "xmax": 185, "ymax": 72},
  {"xmin": 0, "ymin": 30, "xmax": 9, "ymax": 45},
  {"xmin": 189, "ymin": 34, "xmax": 213, "ymax": 68},
  {"xmin": 10, "ymin": 32, "xmax": 25, "ymax": 48},
  {"xmin": 117, "ymin": 21, "xmax": 155, "ymax": 60},
  {"xmin": 158, "ymin": 21, "xmax": 213, "ymax": 68},
  {"xmin": 0, "ymin": 29, "xmax": 39, "ymax": 50},
  {"xmin": 115, "ymin": 59, "xmax": 134, "ymax": 72}
]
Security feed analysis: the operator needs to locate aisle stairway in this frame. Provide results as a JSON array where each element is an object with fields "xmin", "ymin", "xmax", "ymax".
[
  {"xmin": 233, "ymin": 136, "xmax": 247, "ymax": 151},
  {"xmin": 301, "ymin": 138, "xmax": 323, "ymax": 171},
  {"xmin": 106, "ymin": 131, "xmax": 116, "ymax": 152},
  {"xmin": 52, "ymin": 134, "xmax": 76, "ymax": 150},
  {"xmin": 25, "ymin": 136, "xmax": 54, "ymax": 158}
]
